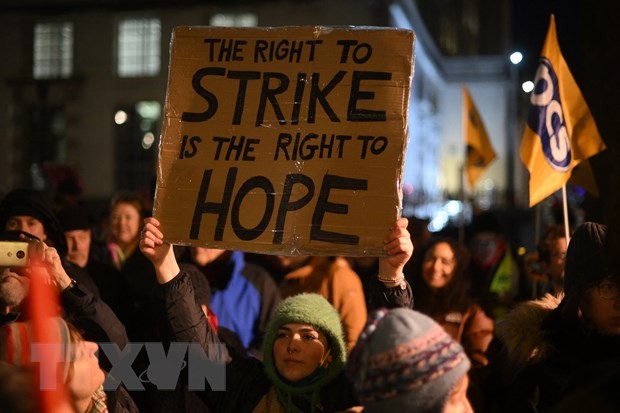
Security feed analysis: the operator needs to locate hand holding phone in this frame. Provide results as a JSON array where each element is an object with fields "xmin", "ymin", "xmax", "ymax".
[{"xmin": 0, "ymin": 241, "xmax": 30, "ymax": 267}]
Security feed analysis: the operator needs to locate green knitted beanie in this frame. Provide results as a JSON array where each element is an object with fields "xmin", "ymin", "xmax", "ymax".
[{"xmin": 262, "ymin": 293, "xmax": 347, "ymax": 395}]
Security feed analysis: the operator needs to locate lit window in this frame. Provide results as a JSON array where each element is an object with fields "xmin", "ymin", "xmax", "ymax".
[
  {"xmin": 210, "ymin": 13, "xmax": 257, "ymax": 27},
  {"xmin": 33, "ymin": 22, "xmax": 73, "ymax": 79},
  {"xmin": 117, "ymin": 18, "xmax": 161, "ymax": 77},
  {"xmin": 114, "ymin": 100, "xmax": 161, "ymax": 191}
]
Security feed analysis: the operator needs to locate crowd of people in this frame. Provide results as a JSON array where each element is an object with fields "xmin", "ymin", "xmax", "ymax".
[{"xmin": 0, "ymin": 185, "xmax": 617, "ymax": 413}]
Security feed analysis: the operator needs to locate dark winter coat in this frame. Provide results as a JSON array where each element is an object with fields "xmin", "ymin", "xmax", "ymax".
[
  {"xmin": 495, "ymin": 294, "xmax": 620, "ymax": 413},
  {"xmin": 161, "ymin": 270, "xmax": 359, "ymax": 413},
  {"xmin": 106, "ymin": 385, "xmax": 140, "ymax": 413}
]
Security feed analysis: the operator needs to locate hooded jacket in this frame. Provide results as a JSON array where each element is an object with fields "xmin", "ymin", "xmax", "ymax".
[
  {"xmin": 496, "ymin": 293, "xmax": 620, "ymax": 413},
  {"xmin": 495, "ymin": 294, "xmax": 562, "ymax": 372}
]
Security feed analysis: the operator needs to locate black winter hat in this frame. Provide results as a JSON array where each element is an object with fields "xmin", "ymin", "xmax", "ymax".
[
  {"xmin": 564, "ymin": 222, "xmax": 608, "ymax": 299},
  {"xmin": 57, "ymin": 205, "xmax": 92, "ymax": 231},
  {"xmin": 0, "ymin": 188, "xmax": 68, "ymax": 257}
]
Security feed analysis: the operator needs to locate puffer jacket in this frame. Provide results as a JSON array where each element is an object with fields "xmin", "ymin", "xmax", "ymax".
[{"xmin": 495, "ymin": 294, "xmax": 562, "ymax": 371}]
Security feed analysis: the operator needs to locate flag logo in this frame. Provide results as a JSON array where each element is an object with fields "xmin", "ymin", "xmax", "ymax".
[
  {"xmin": 527, "ymin": 58, "xmax": 571, "ymax": 172},
  {"xmin": 519, "ymin": 15, "xmax": 605, "ymax": 207}
]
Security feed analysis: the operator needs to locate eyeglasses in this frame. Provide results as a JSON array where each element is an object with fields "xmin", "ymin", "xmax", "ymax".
[{"xmin": 597, "ymin": 279, "xmax": 620, "ymax": 300}]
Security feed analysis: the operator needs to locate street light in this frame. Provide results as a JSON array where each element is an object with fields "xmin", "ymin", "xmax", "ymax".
[
  {"xmin": 510, "ymin": 51, "xmax": 523, "ymax": 65},
  {"xmin": 522, "ymin": 81, "xmax": 534, "ymax": 93}
]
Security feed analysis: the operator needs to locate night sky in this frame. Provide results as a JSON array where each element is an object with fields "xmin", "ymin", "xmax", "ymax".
[{"xmin": 512, "ymin": 0, "xmax": 588, "ymax": 84}]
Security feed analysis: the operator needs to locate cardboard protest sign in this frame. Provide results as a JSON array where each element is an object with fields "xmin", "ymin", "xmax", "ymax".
[{"xmin": 155, "ymin": 26, "xmax": 414, "ymax": 256}]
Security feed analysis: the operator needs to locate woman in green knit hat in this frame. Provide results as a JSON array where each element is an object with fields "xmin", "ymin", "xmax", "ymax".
[
  {"xmin": 140, "ymin": 216, "xmax": 413, "ymax": 412},
  {"xmin": 256, "ymin": 292, "xmax": 351, "ymax": 412}
]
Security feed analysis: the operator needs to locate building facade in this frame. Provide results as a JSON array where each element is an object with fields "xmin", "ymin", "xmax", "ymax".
[{"xmin": 0, "ymin": 0, "xmax": 519, "ymax": 224}]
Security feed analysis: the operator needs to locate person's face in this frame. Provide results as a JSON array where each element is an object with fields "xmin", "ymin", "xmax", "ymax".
[
  {"xmin": 65, "ymin": 229, "xmax": 92, "ymax": 268},
  {"xmin": 470, "ymin": 232, "xmax": 499, "ymax": 263},
  {"xmin": 273, "ymin": 323, "xmax": 331, "ymax": 382},
  {"xmin": 110, "ymin": 203, "xmax": 141, "ymax": 246},
  {"xmin": 422, "ymin": 242, "xmax": 457, "ymax": 290},
  {"xmin": 5, "ymin": 216, "xmax": 47, "ymax": 243},
  {"xmin": 545, "ymin": 237, "xmax": 567, "ymax": 282},
  {"xmin": 67, "ymin": 340, "xmax": 105, "ymax": 401},
  {"xmin": 443, "ymin": 375, "xmax": 473, "ymax": 413},
  {"xmin": 581, "ymin": 278, "xmax": 620, "ymax": 335},
  {"xmin": 0, "ymin": 267, "xmax": 30, "ymax": 309}
]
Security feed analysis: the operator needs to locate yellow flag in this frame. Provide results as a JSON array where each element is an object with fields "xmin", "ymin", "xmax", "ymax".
[
  {"xmin": 463, "ymin": 85, "xmax": 496, "ymax": 187},
  {"xmin": 519, "ymin": 15, "xmax": 606, "ymax": 207},
  {"xmin": 569, "ymin": 158, "xmax": 599, "ymax": 197}
]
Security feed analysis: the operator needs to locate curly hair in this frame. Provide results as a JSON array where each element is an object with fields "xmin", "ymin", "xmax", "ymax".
[{"xmin": 410, "ymin": 236, "xmax": 474, "ymax": 317}]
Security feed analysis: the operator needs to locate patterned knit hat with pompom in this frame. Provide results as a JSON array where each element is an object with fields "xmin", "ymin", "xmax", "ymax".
[{"xmin": 347, "ymin": 308, "xmax": 470, "ymax": 413}]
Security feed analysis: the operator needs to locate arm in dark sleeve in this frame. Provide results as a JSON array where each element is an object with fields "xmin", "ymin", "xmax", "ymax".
[
  {"xmin": 366, "ymin": 276, "xmax": 414, "ymax": 311},
  {"xmin": 60, "ymin": 281, "xmax": 129, "ymax": 349},
  {"xmin": 161, "ymin": 270, "xmax": 225, "ymax": 360},
  {"xmin": 160, "ymin": 270, "xmax": 241, "ymax": 411}
]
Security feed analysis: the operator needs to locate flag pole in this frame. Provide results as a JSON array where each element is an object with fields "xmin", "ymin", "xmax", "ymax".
[
  {"xmin": 460, "ymin": 85, "xmax": 466, "ymax": 245},
  {"xmin": 561, "ymin": 184, "xmax": 571, "ymax": 244},
  {"xmin": 534, "ymin": 202, "xmax": 541, "ymax": 245}
]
